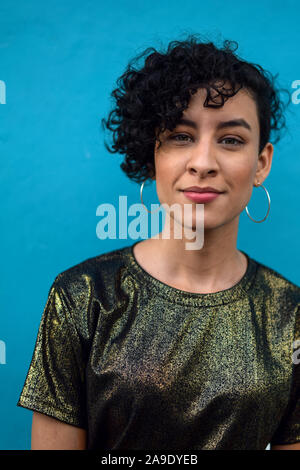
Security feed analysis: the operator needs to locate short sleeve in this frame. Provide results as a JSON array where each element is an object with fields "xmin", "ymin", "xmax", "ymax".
[
  {"xmin": 270, "ymin": 305, "xmax": 300, "ymax": 446},
  {"xmin": 17, "ymin": 275, "xmax": 87, "ymax": 428}
]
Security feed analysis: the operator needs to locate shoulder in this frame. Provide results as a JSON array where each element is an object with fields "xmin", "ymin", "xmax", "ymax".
[
  {"xmin": 48, "ymin": 244, "xmax": 134, "ymax": 335},
  {"xmin": 252, "ymin": 257, "xmax": 300, "ymax": 303},
  {"xmin": 53, "ymin": 244, "xmax": 132, "ymax": 294},
  {"xmin": 250, "ymin": 256, "xmax": 300, "ymax": 332}
]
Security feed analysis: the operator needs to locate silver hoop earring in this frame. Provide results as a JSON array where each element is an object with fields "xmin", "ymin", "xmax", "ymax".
[
  {"xmin": 140, "ymin": 179, "xmax": 161, "ymax": 214},
  {"xmin": 245, "ymin": 183, "xmax": 271, "ymax": 223}
]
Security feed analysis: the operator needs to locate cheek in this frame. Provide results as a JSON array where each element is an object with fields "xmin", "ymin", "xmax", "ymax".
[
  {"xmin": 154, "ymin": 152, "xmax": 179, "ymax": 185},
  {"xmin": 154, "ymin": 166, "xmax": 178, "ymax": 205},
  {"xmin": 226, "ymin": 157, "xmax": 255, "ymax": 185},
  {"xmin": 223, "ymin": 161, "xmax": 256, "ymax": 206}
]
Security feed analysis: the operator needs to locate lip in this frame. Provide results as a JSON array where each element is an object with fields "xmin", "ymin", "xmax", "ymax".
[
  {"xmin": 182, "ymin": 191, "xmax": 222, "ymax": 203},
  {"xmin": 182, "ymin": 186, "xmax": 222, "ymax": 193}
]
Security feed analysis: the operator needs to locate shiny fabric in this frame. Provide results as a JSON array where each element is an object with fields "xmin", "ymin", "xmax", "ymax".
[{"xmin": 17, "ymin": 241, "xmax": 300, "ymax": 449}]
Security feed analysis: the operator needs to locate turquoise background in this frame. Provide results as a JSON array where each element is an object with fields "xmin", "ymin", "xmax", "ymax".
[{"xmin": 0, "ymin": 0, "xmax": 299, "ymax": 450}]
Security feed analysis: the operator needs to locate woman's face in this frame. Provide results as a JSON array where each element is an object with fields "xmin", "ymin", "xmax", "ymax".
[{"xmin": 153, "ymin": 86, "xmax": 273, "ymax": 231}]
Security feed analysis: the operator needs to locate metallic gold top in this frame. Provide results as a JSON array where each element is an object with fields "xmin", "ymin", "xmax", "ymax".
[{"xmin": 17, "ymin": 242, "xmax": 300, "ymax": 449}]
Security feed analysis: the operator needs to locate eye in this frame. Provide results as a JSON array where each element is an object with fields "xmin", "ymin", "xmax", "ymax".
[
  {"xmin": 168, "ymin": 134, "xmax": 245, "ymax": 146},
  {"xmin": 220, "ymin": 137, "xmax": 244, "ymax": 146},
  {"xmin": 169, "ymin": 133, "xmax": 192, "ymax": 142}
]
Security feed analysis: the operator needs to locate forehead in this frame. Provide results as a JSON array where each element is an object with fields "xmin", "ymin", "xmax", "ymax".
[{"xmin": 183, "ymin": 86, "xmax": 259, "ymax": 130}]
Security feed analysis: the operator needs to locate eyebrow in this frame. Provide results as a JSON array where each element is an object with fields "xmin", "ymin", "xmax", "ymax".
[{"xmin": 177, "ymin": 118, "xmax": 252, "ymax": 132}]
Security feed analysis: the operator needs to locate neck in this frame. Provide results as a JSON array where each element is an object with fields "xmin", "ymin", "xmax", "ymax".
[{"xmin": 147, "ymin": 213, "xmax": 247, "ymax": 293}]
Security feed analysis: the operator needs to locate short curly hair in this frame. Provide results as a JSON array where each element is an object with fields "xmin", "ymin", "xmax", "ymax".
[{"xmin": 101, "ymin": 34, "xmax": 290, "ymax": 184}]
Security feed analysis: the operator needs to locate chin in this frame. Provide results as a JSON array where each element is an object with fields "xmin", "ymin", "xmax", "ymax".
[{"xmin": 186, "ymin": 217, "xmax": 224, "ymax": 231}]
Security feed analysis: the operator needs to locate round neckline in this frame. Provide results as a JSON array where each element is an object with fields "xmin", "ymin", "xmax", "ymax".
[{"xmin": 124, "ymin": 241, "xmax": 258, "ymax": 306}]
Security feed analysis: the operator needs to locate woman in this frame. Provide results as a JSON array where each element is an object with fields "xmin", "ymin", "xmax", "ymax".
[{"xmin": 17, "ymin": 35, "xmax": 300, "ymax": 450}]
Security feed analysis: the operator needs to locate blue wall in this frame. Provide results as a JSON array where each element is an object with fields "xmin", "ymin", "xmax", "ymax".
[{"xmin": 0, "ymin": 0, "xmax": 299, "ymax": 450}]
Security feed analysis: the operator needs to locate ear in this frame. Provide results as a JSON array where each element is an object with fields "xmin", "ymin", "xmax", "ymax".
[{"xmin": 254, "ymin": 142, "xmax": 274, "ymax": 184}]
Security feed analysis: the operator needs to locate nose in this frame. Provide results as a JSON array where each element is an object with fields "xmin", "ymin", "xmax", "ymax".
[{"xmin": 185, "ymin": 137, "xmax": 219, "ymax": 177}]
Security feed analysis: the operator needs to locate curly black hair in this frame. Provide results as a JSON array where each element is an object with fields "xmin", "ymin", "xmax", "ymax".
[{"xmin": 101, "ymin": 33, "xmax": 290, "ymax": 184}]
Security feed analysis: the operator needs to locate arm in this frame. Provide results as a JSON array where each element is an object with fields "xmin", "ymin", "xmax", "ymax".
[
  {"xmin": 17, "ymin": 278, "xmax": 89, "ymax": 449},
  {"xmin": 271, "ymin": 442, "xmax": 300, "ymax": 450},
  {"xmin": 271, "ymin": 305, "xmax": 300, "ymax": 451},
  {"xmin": 31, "ymin": 411, "xmax": 87, "ymax": 450}
]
